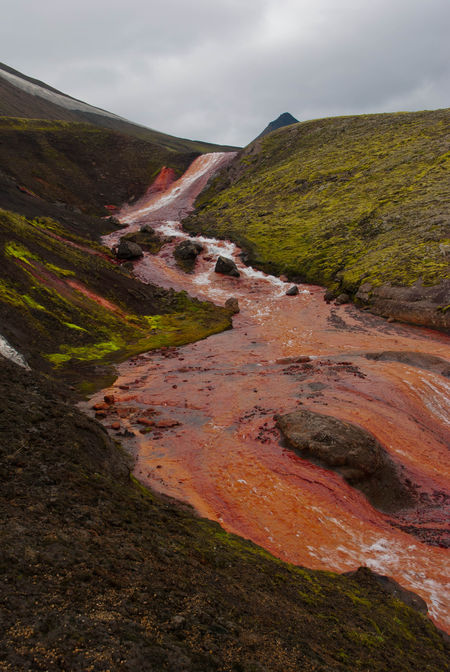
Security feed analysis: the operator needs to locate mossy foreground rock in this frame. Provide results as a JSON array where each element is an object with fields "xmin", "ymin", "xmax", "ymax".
[
  {"xmin": 185, "ymin": 109, "xmax": 450, "ymax": 330},
  {"xmin": 0, "ymin": 356, "xmax": 447, "ymax": 671},
  {"xmin": 276, "ymin": 408, "xmax": 415, "ymax": 512}
]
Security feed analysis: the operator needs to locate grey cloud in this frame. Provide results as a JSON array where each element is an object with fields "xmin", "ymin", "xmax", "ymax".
[{"xmin": 1, "ymin": 0, "xmax": 449, "ymax": 145}]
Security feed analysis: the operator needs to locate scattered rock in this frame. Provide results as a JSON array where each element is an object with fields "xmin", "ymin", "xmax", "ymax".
[
  {"xmin": 111, "ymin": 422, "xmax": 121, "ymax": 430},
  {"xmin": 279, "ymin": 275, "xmax": 289, "ymax": 282},
  {"xmin": 324, "ymin": 288, "xmax": 337, "ymax": 303},
  {"xmin": 104, "ymin": 395, "xmax": 115, "ymax": 405},
  {"xmin": 140, "ymin": 223, "xmax": 155, "ymax": 233},
  {"xmin": 154, "ymin": 419, "xmax": 180, "ymax": 429},
  {"xmin": 136, "ymin": 418, "xmax": 155, "ymax": 427},
  {"xmin": 116, "ymin": 238, "xmax": 143, "ymax": 260},
  {"xmin": 335, "ymin": 293, "xmax": 350, "ymax": 305},
  {"xmin": 225, "ymin": 297, "xmax": 240, "ymax": 313},
  {"xmin": 286, "ymin": 285, "xmax": 299, "ymax": 296},
  {"xmin": 92, "ymin": 402, "xmax": 109, "ymax": 411},
  {"xmin": 215, "ymin": 256, "xmax": 240, "ymax": 277},
  {"xmin": 276, "ymin": 409, "xmax": 416, "ymax": 512}
]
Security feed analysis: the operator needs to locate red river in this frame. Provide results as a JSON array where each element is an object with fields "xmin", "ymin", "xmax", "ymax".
[{"xmin": 87, "ymin": 153, "xmax": 450, "ymax": 632}]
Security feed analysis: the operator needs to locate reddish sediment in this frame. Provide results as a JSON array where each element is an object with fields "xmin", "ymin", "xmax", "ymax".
[{"xmin": 86, "ymin": 153, "xmax": 450, "ymax": 632}]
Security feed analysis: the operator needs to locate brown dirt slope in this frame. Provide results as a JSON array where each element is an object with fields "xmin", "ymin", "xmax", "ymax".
[{"xmin": 0, "ymin": 355, "xmax": 447, "ymax": 672}]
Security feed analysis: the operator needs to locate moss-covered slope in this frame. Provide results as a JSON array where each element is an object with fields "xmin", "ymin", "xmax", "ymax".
[
  {"xmin": 185, "ymin": 110, "xmax": 450, "ymax": 328},
  {"xmin": 0, "ymin": 208, "xmax": 231, "ymax": 389},
  {"xmin": 0, "ymin": 356, "xmax": 447, "ymax": 672}
]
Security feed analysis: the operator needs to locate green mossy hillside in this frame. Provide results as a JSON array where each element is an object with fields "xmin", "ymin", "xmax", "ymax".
[
  {"xmin": 0, "ymin": 357, "xmax": 447, "ymax": 672},
  {"xmin": 0, "ymin": 208, "xmax": 231, "ymax": 387},
  {"xmin": 185, "ymin": 110, "xmax": 449, "ymax": 301}
]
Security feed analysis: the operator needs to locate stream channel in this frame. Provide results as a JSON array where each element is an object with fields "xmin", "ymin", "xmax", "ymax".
[{"xmin": 86, "ymin": 152, "xmax": 450, "ymax": 632}]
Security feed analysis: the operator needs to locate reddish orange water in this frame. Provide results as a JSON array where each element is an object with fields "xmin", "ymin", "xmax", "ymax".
[{"xmin": 88, "ymin": 153, "xmax": 450, "ymax": 631}]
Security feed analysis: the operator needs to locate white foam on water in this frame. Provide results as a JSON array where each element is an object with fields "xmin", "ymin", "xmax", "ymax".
[
  {"xmin": 0, "ymin": 334, "xmax": 30, "ymax": 370},
  {"xmin": 155, "ymin": 221, "xmax": 186, "ymax": 238}
]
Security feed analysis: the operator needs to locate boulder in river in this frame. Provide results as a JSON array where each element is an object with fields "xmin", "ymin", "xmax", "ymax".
[
  {"xmin": 174, "ymin": 239, "xmax": 204, "ymax": 272},
  {"xmin": 275, "ymin": 409, "xmax": 415, "ymax": 513},
  {"xmin": 224, "ymin": 297, "xmax": 240, "ymax": 313},
  {"xmin": 116, "ymin": 238, "xmax": 144, "ymax": 260},
  {"xmin": 215, "ymin": 256, "xmax": 240, "ymax": 278},
  {"xmin": 140, "ymin": 223, "xmax": 155, "ymax": 234},
  {"xmin": 286, "ymin": 285, "xmax": 299, "ymax": 296}
]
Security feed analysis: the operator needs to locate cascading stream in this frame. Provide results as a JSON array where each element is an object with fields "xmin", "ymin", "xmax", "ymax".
[{"xmin": 88, "ymin": 153, "xmax": 450, "ymax": 632}]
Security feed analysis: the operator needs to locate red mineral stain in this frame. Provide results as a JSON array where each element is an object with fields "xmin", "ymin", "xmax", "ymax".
[{"xmin": 85, "ymin": 152, "xmax": 450, "ymax": 633}]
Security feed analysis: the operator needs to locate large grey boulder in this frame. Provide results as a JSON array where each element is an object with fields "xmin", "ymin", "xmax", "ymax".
[
  {"xmin": 276, "ymin": 409, "xmax": 415, "ymax": 513},
  {"xmin": 215, "ymin": 256, "xmax": 240, "ymax": 278}
]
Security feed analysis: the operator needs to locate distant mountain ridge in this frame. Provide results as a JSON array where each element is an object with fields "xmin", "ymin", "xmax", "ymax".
[
  {"xmin": 0, "ymin": 62, "xmax": 238, "ymax": 153},
  {"xmin": 256, "ymin": 112, "xmax": 299, "ymax": 139}
]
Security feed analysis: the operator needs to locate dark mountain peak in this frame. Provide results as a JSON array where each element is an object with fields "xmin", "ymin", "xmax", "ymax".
[{"xmin": 256, "ymin": 112, "xmax": 299, "ymax": 139}]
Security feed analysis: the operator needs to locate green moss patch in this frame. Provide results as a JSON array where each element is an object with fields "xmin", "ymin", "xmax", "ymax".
[{"xmin": 0, "ymin": 208, "xmax": 231, "ymax": 388}]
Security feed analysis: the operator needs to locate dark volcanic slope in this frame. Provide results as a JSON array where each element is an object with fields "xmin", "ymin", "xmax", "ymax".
[
  {"xmin": 0, "ymin": 117, "xmax": 201, "ymax": 225},
  {"xmin": 0, "ymin": 355, "xmax": 447, "ymax": 672},
  {"xmin": 0, "ymin": 62, "xmax": 238, "ymax": 153}
]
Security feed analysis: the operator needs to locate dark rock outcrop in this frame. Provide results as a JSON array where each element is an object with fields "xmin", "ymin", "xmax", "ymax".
[
  {"xmin": 215, "ymin": 255, "xmax": 240, "ymax": 277},
  {"xmin": 355, "ymin": 279, "xmax": 450, "ymax": 331},
  {"xmin": 276, "ymin": 409, "xmax": 415, "ymax": 512},
  {"xmin": 116, "ymin": 238, "xmax": 143, "ymax": 260},
  {"xmin": 364, "ymin": 351, "xmax": 450, "ymax": 378},
  {"xmin": 256, "ymin": 112, "xmax": 299, "ymax": 139}
]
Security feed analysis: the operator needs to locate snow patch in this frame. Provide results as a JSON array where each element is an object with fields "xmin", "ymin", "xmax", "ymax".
[
  {"xmin": 0, "ymin": 334, "xmax": 30, "ymax": 370},
  {"xmin": 0, "ymin": 67, "xmax": 122, "ymax": 120}
]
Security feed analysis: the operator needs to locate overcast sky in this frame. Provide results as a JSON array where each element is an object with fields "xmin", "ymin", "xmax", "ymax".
[{"xmin": 2, "ymin": 0, "xmax": 449, "ymax": 146}]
